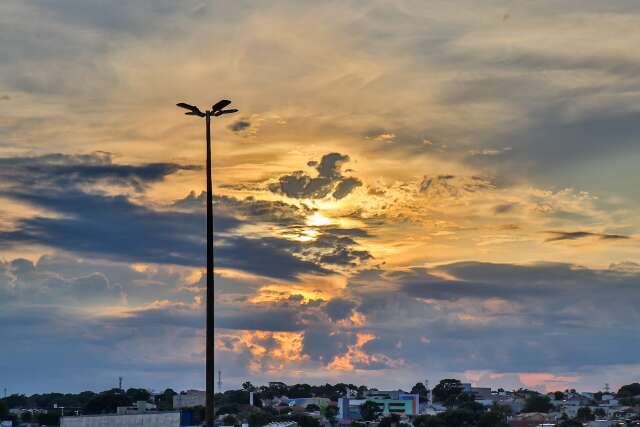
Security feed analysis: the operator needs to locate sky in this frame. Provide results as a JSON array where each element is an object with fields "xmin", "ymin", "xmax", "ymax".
[{"xmin": 1, "ymin": 0, "xmax": 639, "ymax": 395}]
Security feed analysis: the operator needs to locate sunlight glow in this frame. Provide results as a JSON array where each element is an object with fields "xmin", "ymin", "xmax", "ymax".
[{"xmin": 306, "ymin": 212, "xmax": 333, "ymax": 227}]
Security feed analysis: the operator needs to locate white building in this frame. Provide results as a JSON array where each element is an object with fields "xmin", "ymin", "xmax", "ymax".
[
  {"xmin": 117, "ymin": 401, "xmax": 157, "ymax": 415},
  {"xmin": 61, "ymin": 412, "xmax": 185, "ymax": 427},
  {"xmin": 173, "ymin": 390, "xmax": 206, "ymax": 409}
]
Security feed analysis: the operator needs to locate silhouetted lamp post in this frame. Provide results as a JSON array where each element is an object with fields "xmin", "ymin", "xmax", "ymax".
[{"xmin": 177, "ymin": 100, "xmax": 238, "ymax": 427}]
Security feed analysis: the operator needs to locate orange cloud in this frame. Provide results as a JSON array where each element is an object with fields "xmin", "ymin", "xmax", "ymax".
[{"xmin": 519, "ymin": 373, "xmax": 580, "ymax": 392}]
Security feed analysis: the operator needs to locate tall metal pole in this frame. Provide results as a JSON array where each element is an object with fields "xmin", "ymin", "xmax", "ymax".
[
  {"xmin": 205, "ymin": 110, "xmax": 215, "ymax": 427},
  {"xmin": 177, "ymin": 100, "xmax": 236, "ymax": 427}
]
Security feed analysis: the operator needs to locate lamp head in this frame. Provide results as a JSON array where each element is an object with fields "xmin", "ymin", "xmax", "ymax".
[
  {"xmin": 211, "ymin": 99, "xmax": 232, "ymax": 113},
  {"xmin": 213, "ymin": 108, "xmax": 239, "ymax": 117},
  {"xmin": 176, "ymin": 103, "xmax": 205, "ymax": 117}
]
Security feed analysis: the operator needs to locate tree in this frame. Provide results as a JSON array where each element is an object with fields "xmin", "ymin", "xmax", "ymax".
[
  {"xmin": 617, "ymin": 383, "xmax": 640, "ymax": 398},
  {"xmin": 217, "ymin": 404, "xmax": 240, "ymax": 415},
  {"xmin": 37, "ymin": 411, "xmax": 61, "ymax": 426},
  {"xmin": 21, "ymin": 411, "xmax": 33, "ymax": 422},
  {"xmin": 84, "ymin": 389, "xmax": 132, "ymax": 414},
  {"xmin": 360, "ymin": 400, "xmax": 382, "ymax": 421},
  {"xmin": 411, "ymin": 383, "xmax": 429, "ymax": 400},
  {"xmin": 125, "ymin": 388, "xmax": 151, "ymax": 402},
  {"xmin": 553, "ymin": 391, "xmax": 565, "ymax": 401},
  {"xmin": 378, "ymin": 413, "xmax": 401, "ymax": 427},
  {"xmin": 478, "ymin": 405, "xmax": 509, "ymax": 427},
  {"xmin": 439, "ymin": 408, "xmax": 478, "ymax": 427},
  {"xmin": 594, "ymin": 407, "xmax": 606, "ymax": 417},
  {"xmin": 248, "ymin": 409, "xmax": 274, "ymax": 427},
  {"xmin": 191, "ymin": 405, "xmax": 205, "ymax": 425},
  {"xmin": 242, "ymin": 382, "xmax": 256, "ymax": 392},
  {"xmin": 576, "ymin": 406, "xmax": 595, "ymax": 422},
  {"xmin": 157, "ymin": 388, "xmax": 177, "ymax": 411},
  {"xmin": 0, "ymin": 401, "xmax": 8, "ymax": 419},
  {"xmin": 324, "ymin": 405, "xmax": 338, "ymax": 426},
  {"xmin": 278, "ymin": 406, "xmax": 292, "ymax": 415},
  {"xmin": 223, "ymin": 414, "xmax": 238, "ymax": 426},
  {"xmin": 432, "ymin": 379, "xmax": 464, "ymax": 407},
  {"xmin": 291, "ymin": 413, "xmax": 320, "ymax": 427},
  {"xmin": 413, "ymin": 415, "xmax": 445, "ymax": 427},
  {"xmin": 523, "ymin": 394, "xmax": 553, "ymax": 413}
]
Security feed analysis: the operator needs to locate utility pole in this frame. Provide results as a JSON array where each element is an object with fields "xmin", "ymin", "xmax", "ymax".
[{"xmin": 177, "ymin": 100, "xmax": 238, "ymax": 427}]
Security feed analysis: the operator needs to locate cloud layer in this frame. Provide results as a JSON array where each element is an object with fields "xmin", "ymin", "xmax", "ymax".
[{"xmin": 1, "ymin": 0, "xmax": 640, "ymax": 394}]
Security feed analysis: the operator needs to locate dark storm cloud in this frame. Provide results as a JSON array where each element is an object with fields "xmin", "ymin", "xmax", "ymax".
[
  {"xmin": 0, "ymin": 153, "xmax": 362, "ymax": 279},
  {"xmin": 342, "ymin": 261, "xmax": 640, "ymax": 373},
  {"xmin": 217, "ymin": 307, "xmax": 303, "ymax": 332},
  {"xmin": 171, "ymin": 192, "xmax": 373, "ymax": 273},
  {"xmin": 0, "ymin": 190, "xmax": 218, "ymax": 266},
  {"xmin": 545, "ymin": 230, "xmax": 630, "ymax": 242},
  {"xmin": 324, "ymin": 298, "xmax": 357, "ymax": 321},
  {"xmin": 269, "ymin": 153, "xmax": 362, "ymax": 200},
  {"xmin": 173, "ymin": 191, "xmax": 313, "ymax": 226},
  {"xmin": 215, "ymin": 236, "xmax": 329, "ymax": 280},
  {"xmin": 303, "ymin": 329, "xmax": 354, "ymax": 362},
  {"xmin": 0, "ymin": 189, "xmax": 334, "ymax": 279},
  {"xmin": 0, "ymin": 152, "xmax": 198, "ymax": 192}
]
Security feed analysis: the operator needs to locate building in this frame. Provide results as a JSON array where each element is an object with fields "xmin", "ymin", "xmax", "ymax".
[
  {"xmin": 338, "ymin": 393, "xmax": 419, "ymax": 420},
  {"xmin": 508, "ymin": 412, "xmax": 555, "ymax": 427},
  {"xmin": 288, "ymin": 397, "xmax": 330, "ymax": 409},
  {"xmin": 61, "ymin": 411, "xmax": 193, "ymax": 427},
  {"xmin": 116, "ymin": 400, "xmax": 157, "ymax": 415},
  {"xmin": 263, "ymin": 422, "xmax": 297, "ymax": 427},
  {"xmin": 173, "ymin": 390, "xmax": 206, "ymax": 409}
]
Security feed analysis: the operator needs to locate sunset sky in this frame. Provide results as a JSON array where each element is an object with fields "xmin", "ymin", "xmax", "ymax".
[{"xmin": 1, "ymin": 0, "xmax": 640, "ymax": 394}]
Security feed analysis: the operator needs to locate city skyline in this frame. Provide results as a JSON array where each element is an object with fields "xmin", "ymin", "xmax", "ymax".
[{"xmin": 1, "ymin": 1, "xmax": 640, "ymax": 394}]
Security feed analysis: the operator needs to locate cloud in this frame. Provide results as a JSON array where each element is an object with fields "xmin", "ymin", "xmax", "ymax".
[
  {"xmin": 0, "ymin": 154, "xmax": 363, "ymax": 279},
  {"xmin": 419, "ymin": 175, "xmax": 494, "ymax": 199},
  {"xmin": 545, "ymin": 230, "xmax": 630, "ymax": 242},
  {"xmin": 341, "ymin": 261, "xmax": 640, "ymax": 377},
  {"xmin": 494, "ymin": 203, "xmax": 517, "ymax": 214},
  {"xmin": 217, "ymin": 306, "xmax": 303, "ymax": 332},
  {"xmin": 173, "ymin": 192, "xmax": 313, "ymax": 227},
  {"xmin": 0, "ymin": 152, "xmax": 198, "ymax": 192},
  {"xmin": 228, "ymin": 119, "xmax": 251, "ymax": 132},
  {"xmin": 324, "ymin": 298, "xmax": 357, "ymax": 321},
  {"xmin": 269, "ymin": 153, "xmax": 362, "ymax": 200},
  {"xmin": 0, "ymin": 257, "xmax": 124, "ymax": 306}
]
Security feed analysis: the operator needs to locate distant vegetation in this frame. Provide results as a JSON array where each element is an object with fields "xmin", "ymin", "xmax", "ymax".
[{"xmin": 3, "ymin": 380, "xmax": 640, "ymax": 427}]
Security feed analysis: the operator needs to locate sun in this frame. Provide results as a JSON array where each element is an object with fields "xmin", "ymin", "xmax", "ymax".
[{"xmin": 306, "ymin": 212, "xmax": 333, "ymax": 227}]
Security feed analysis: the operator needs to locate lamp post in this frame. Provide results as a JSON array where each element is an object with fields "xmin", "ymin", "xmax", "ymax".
[{"xmin": 177, "ymin": 100, "xmax": 238, "ymax": 427}]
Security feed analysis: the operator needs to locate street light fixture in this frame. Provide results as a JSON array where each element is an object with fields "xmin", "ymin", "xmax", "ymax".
[{"xmin": 177, "ymin": 99, "xmax": 238, "ymax": 427}]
